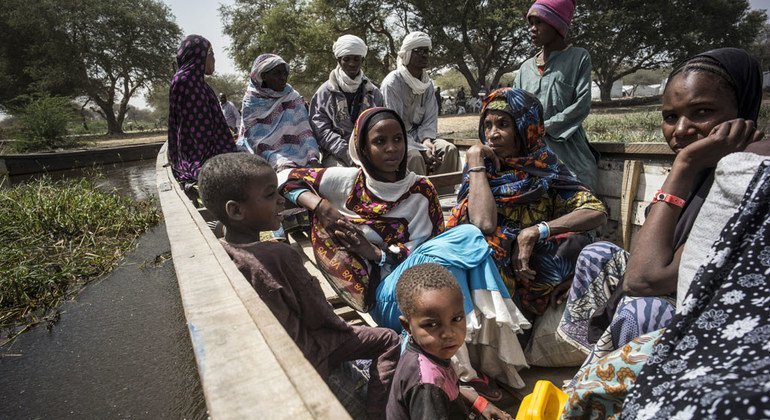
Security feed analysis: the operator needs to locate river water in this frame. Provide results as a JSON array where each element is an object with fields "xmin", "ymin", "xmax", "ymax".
[{"xmin": 0, "ymin": 159, "xmax": 207, "ymax": 419}]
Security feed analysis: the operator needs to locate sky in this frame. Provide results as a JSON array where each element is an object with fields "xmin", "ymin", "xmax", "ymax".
[{"xmin": 163, "ymin": 0, "xmax": 239, "ymax": 76}]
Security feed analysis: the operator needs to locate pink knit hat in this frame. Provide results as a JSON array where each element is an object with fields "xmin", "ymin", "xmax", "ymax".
[{"xmin": 527, "ymin": 0, "xmax": 576, "ymax": 38}]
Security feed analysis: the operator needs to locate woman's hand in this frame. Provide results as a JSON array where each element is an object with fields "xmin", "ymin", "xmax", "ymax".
[
  {"xmin": 466, "ymin": 144, "xmax": 500, "ymax": 172},
  {"xmin": 315, "ymin": 198, "xmax": 344, "ymax": 229},
  {"xmin": 678, "ymin": 119, "xmax": 764, "ymax": 172},
  {"xmin": 550, "ymin": 279, "xmax": 572, "ymax": 308},
  {"xmin": 331, "ymin": 219, "xmax": 380, "ymax": 261},
  {"xmin": 511, "ymin": 226, "xmax": 540, "ymax": 283}
]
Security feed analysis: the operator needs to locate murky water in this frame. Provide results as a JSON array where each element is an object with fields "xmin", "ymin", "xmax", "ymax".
[
  {"xmin": 0, "ymin": 160, "xmax": 207, "ymax": 419},
  {"xmin": 4, "ymin": 159, "xmax": 159, "ymax": 201}
]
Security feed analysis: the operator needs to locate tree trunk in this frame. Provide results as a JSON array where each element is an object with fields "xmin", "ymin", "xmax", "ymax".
[
  {"xmin": 599, "ymin": 79, "xmax": 614, "ymax": 102},
  {"xmin": 104, "ymin": 110, "xmax": 123, "ymax": 134}
]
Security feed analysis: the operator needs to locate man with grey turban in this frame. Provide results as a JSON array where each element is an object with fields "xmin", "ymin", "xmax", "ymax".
[
  {"xmin": 309, "ymin": 34, "xmax": 384, "ymax": 167},
  {"xmin": 381, "ymin": 31, "xmax": 461, "ymax": 176}
]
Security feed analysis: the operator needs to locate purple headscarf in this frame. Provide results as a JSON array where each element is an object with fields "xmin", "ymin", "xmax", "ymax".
[{"xmin": 167, "ymin": 34, "xmax": 236, "ymax": 184}]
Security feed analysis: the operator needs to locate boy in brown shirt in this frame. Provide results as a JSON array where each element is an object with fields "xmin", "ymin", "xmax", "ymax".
[{"xmin": 198, "ymin": 152, "xmax": 400, "ymax": 419}]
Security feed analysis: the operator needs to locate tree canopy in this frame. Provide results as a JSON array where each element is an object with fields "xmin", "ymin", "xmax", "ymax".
[
  {"xmin": 0, "ymin": 0, "xmax": 181, "ymax": 133},
  {"xmin": 573, "ymin": 0, "xmax": 766, "ymax": 101},
  {"xmin": 222, "ymin": 0, "xmax": 765, "ymax": 103}
]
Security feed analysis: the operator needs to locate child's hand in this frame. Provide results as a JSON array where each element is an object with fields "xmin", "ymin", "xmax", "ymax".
[{"xmin": 481, "ymin": 402, "xmax": 513, "ymax": 420}]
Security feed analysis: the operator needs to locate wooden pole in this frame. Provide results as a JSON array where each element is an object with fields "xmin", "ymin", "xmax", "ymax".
[{"xmin": 618, "ymin": 160, "xmax": 642, "ymax": 250}]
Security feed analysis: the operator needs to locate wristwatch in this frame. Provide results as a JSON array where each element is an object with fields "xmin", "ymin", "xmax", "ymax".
[{"xmin": 652, "ymin": 189, "xmax": 686, "ymax": 208}]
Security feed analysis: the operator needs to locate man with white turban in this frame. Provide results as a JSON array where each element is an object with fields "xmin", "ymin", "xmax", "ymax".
[
  {"xmin": 309, "ymin": 34, "xmax": 384, "ymax": 167},
  {"xmin": 381, "ymin": 31, "xmax": 461, "ymax": 176}
]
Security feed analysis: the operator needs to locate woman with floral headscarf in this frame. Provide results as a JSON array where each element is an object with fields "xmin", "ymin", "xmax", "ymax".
[
  {"xmin": 167, "ymin": 35, "xmax": 236, "ymax": 191},
  {"xmin": 447, "ymin": 88, "xmax": 607, "ymax": 322},
  {"xmin": 237, "ymin": 53, "xmax": 320, "ymax": 172},
  {"xmin": 280, "ymin": 107, "xmax": 531, "ymax": 390}
]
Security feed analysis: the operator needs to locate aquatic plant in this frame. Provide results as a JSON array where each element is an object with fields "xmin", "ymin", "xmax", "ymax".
[{"xmin": 0, "ymin": 177, "xmax": 160, "ymax": 343}]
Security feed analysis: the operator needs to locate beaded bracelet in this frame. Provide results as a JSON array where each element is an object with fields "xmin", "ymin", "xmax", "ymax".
[{"xmin": 467, "ymin": 165, "xmax": 486, "ymax": 173}]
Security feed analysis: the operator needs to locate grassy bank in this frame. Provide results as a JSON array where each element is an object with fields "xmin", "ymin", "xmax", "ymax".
[
  {"xmin": 0, "ymin": 177, "xmax": 160, "ymax": 342},
  {"xmin": 440, "ymin": 102, "xmax": 770, "ymax": 142}
]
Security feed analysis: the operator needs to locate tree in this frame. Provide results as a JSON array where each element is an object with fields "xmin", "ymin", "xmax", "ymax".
[
  {"xmin": 573, "ymin": 0, "xmax": 766, "ymax": 101},
  {"xmin": 220, "ymin": 0, "xmax": 398, "ymax": 97},
  {"xmin": 220, "ymin": 0, "xmax": 530, "ymax": 98},
  {"xmin": 207, "ymin": 73, "xmax": 249, "ymax": 110},
  {"xmin": 402, "ymin": 0, "xmax": 531, "ymax": 97},
  {"xmin": 0, "ymin": 0, "xmax": 181, "ymax": 133}
]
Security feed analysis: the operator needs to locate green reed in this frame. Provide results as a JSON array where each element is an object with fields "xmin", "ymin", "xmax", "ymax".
[{"xmin": 0, "ymin": 177, "xmax": 160, "ymax": 342}]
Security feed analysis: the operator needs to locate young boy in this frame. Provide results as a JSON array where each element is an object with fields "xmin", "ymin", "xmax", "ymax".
[
  {"xmin": 387, "ymin": 263, "xmax": 513, "ymax": 419},
  {"xmin": 198, "ymin": 152, "xmax": 400, "ymax": 419}
]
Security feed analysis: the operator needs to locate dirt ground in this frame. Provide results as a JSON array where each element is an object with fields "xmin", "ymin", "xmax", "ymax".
[{"xmin": 437, "ymin": 114, "xmax": 479, "ymax": 139}]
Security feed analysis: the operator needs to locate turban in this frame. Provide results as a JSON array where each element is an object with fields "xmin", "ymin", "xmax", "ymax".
[
  {"xmin": 249, "ymin": 54, "xmax": 288, "ymax": 86},
  {"xmin": 333, "ymin": 34, "xmax": 368, "ymax": 58},
  {"xmin": 527, "ymin": 0, "xmax": 576, "ymax": 38},
  {"xmin": 397, "ymin": 31, "xmax": 432, "ymax": 67}
]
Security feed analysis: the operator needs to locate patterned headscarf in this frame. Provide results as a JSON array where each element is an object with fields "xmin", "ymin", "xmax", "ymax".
[
  {"xmin": 237, "ymin": 53, "xmax": 319, "ymax": 171},
  {"xmin": 447, "ymin": 88, "xmax": 589, "ymax": 257},
  {"xmin": 167, "ymin": 34, "xmax": 236, "ymax": 184}
]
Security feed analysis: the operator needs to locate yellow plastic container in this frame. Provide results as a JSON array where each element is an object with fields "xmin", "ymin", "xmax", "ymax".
[{"xmin": 515, "ymin": 380, "xmax": 568, "ymax": 420}]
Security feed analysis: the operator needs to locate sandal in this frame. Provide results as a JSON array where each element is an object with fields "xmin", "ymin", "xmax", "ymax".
[{"xmin": 461, "ymin": 373, "xmax": 503, "ymax": 402}]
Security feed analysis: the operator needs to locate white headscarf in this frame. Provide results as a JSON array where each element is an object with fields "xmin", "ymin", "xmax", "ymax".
[
  {"xmin": 397, "ymin": 31, "xmax": 431, "ymax": 67},
  {"xmin": 333, "ymin": 34, "xmax": 367, "ymax": 58},
  {"xmin": 396, "ymin": 32, "xmax": 433, "ymax": 95},
  {"xmin": 331, "ymin": 35, "xmax": 369, "ymax": 93}
]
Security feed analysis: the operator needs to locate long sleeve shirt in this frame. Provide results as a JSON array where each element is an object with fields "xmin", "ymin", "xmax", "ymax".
[
  {"xmin": 515, "ymin": 46, "xmax": 598, "ymax": 190},
  {"xmin": 309, "ymin": 76, "xmax": 383, "ymax": 163},
  {"xmin": 381, "ymin": 70, "xmax": 439, "ymax": 152}
]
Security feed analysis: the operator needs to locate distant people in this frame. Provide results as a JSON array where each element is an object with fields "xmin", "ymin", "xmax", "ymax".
[
  {"xmin": 237, "ymin": 53, "xmax": 320, "ymax": 172},
  {"xmin": 386, "ymin": 263, "xmax": 513, "ymax": 420},
  {"xmin": 310, "ymin": 34, "xmax": 383, "ymax": 167},
  {"xmin": 456, "ymin": 86, "xmax": 467, "ymax": 110},
  {"xmin": 514, "ymin": 0, "xmax": 598, "ymax": 190},
  {"xmin": 198, "ymin": 152, "xmax": 400, "ymax": 419},
  {"xmin": 219, "ymin": 93, "xmax": 240, "ymax": 134},
  {"xmin": 443, "ymin": 96, "xmax": 455, "ymax": 114},
  {"xmin": 381, "ymin": 31, "xmax": 461, "ymax": 176},
  {"xmin": 167, "ymin": 34, "xmax": 235, "ymax": 194},
  {"xmin": 435, "ymin": 86, "xmax": 442, "ymax": 115}
]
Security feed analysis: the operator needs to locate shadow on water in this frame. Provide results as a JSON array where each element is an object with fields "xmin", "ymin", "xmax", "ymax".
[{"xmin": 0, "ymin": 159, "xmax": 207, "ymax": 419}]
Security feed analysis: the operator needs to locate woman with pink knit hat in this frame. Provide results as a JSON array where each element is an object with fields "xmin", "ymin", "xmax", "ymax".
[{"xmin": 514, "ymin": 0, "xmax": 598, "ymax": 191}]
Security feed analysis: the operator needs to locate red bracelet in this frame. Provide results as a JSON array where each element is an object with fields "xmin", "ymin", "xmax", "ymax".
[
  {"xmin": 472, "ymin": 395, "xmax": 488, "ymax": 414},
  {"xmin": 652, "ymin": 189, "xmax": 686, "ymax": 208}
]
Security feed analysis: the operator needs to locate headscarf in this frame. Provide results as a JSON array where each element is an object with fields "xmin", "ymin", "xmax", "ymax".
[
  {"xmin": 333, "ymin": 34, "xmax": 367, "ymax": 58},
  {"xmin": 396, "ymin": 32, "xmax": 433, "ymax": 95},
  {"xmin": 167, "ymin": 34, "xmax": 236, "ymax": 185},
  {"xmin": 667, "ymin": 47, "xmax": 763, "ymax": 249},
  {"xmin": 237, "ymin": 54, "xmax": 320, "ymax": 171},
  {"xmin": 527, "ymin": 0, "xmax": 576, "ymax": 38},
  {"xmin": 331, "ymin": 35, "xmax": 368, "ymax": 94},
  {"xmin": 447, "ymin": 88, "xmax": 589, "ymax": 259},
  {"xmin": 248, "ymin": 53, "xmax": 288, "ymax": 87},
  {"xmin": 279, "ymin": 107, "xmax": 441, "ymax": 311},
  {"xmin": 675, "ymin": 47, "xmax": 763, "ymax": 122},
  {"xmin": 349, "ymin": 107, "xmax": 410, "ymax": 184}
]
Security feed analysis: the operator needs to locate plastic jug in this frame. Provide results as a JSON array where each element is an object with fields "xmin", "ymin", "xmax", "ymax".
[{"xmin": 515, "ymin": 380, "xmax": 568, "ymax": 420}]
